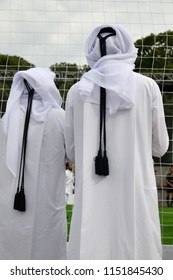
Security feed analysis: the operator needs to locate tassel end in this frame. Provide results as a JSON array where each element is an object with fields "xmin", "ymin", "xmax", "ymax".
[
  {"xmin": 13, "ymin": 188, "xmax": 26, "ymax": 212},
  {"xmin": 95, "ymin": 150, "xmax": 109, "ymax": 176}
]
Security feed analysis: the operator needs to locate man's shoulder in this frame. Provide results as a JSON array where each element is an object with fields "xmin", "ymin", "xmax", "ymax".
[
  {"xmin": 135, "ymin": 72, "xmax": 157, "ymax": 85},
  {"xmin": 134, "ymin": 72, "xmax": 160, "ymax": 98}
]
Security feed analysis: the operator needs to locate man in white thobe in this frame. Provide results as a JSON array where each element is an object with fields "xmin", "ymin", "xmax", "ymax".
[
  {"xmin": 0, "ymin": 67, "xmax": 67, "ymax": 259},
  {"xmin": 65, "ymin": 24, "xmax": 169, "ymax": 260}
]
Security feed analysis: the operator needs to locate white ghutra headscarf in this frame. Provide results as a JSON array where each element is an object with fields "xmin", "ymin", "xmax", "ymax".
[
  {"xmin": 78, "ymin": 24, "xmax": 138, "ymax": 114},
  {"xmin": 2, "ymin": 67, "xmax": 62, "ymax": 176}
]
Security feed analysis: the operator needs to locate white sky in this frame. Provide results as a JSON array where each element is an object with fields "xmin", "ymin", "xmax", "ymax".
[{"xmin": 0, "ymin": 0, "xmax": 173, "ymax": 67}]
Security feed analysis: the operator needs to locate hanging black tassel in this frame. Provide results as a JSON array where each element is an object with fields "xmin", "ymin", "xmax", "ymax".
[
  {"xmin": 13, "ymin": 188, "xmax": 26, "ymax": 212},
  {"xmin": 94, "ymin": 27, "xmax": 116, "ymax": 177},
  {"xmin": 95, "ymin": 150, "xmax": 104, "ymax": 175},
  {"xmin": 95, "ymin": 150, "xmax": 109, "ymax": 176},
  {"xmin": 94, "ymin": 87, "xmax": 109, "ymax": 176},
  {"xmin": 13, "ymin": 79, "xmax": 34, "ymax": 212}
]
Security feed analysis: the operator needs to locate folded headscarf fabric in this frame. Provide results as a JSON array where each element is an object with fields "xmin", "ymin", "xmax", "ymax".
[
  {"xmin": 2, "ymin": 67, "xmax": 62, "ymax": 176},
  {"xmin": 78, "ymin": 24, "xmax": 138, "ymax": 114}
]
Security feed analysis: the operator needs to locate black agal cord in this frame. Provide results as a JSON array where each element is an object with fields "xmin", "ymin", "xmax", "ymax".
[
  {"xmin": 13, "ymin": 79, "xmax": 34, "ymax": 212},
  {"xmin": 95, "ymin": 27, "xmax": 116, "ymax": 176}
]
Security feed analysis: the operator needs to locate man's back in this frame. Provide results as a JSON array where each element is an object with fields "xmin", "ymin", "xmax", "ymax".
[{"xmin": 65, "ymin": 71, "xmax": 168, "ymax": 260}]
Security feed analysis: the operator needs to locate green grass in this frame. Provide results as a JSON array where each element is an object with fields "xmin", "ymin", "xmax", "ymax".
[
  {"xmin": 66, "ymin": 205, "xmax": 173, "ymax": 245},
  {"xmin": 159, "ymin": 207, "xmax": 173, "ymax": 245},
  {"xmin": 66, "ymin": 204, "xmax": 73, "ymax": 241}
]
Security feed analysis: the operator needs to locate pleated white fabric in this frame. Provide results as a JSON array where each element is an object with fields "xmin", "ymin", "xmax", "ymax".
[
  {"xmin": 78, "ymin": 24, "xmax": 138, "ymax": 114},
  {"xmin": 2, "ymin": 67, "xmax": 62, "ymax": 177}
]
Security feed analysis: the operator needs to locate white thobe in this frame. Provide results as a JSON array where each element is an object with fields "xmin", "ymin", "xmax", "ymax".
[
  {"xmin": 65, "ymin": 72, "xmax": 169, "ymax": 260},
  {"xmin": 0, "ymin": 108, "xmax": 67, "ymax": 259}
]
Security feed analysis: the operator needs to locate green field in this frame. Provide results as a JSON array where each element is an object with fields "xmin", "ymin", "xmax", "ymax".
[
  {"xmin": 66, "ymin": 204, "xmax": 73, "ymax": 241},
  {"xmin": 159, "ymin": 207, "xmax": 173, "ymax": 245},
  {"xmin": 66, "ymin": 205, "xmax": 173, "ymax": 245}
]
